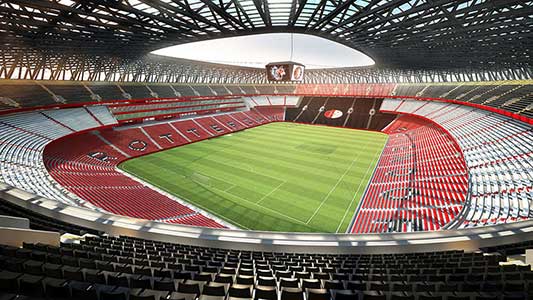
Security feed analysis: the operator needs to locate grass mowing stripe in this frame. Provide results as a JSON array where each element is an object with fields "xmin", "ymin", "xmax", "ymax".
[
  {"xmin": 190, "ymin": 135, "xmax": 369, "ymax": 186},
  {"xmin": 123, "ymin": 170, "xmax": 252, "ymax": 230},
  {"xmin": 256, "ymin": 180, "xmax": 287, "ymax": 204},
  {"xmin": 305, "ymin": 139, "xmax": 371, "ymax": 225},
  {"xmin": 119, "ymin": 122, "xmax": 386, "ymax": 232},
  {"xmin": 194, "ymin": 179, "xmax": 309, "ymax": 225},
  {"xmin": 334, "ymin": 139, "xmax": 385, "ymax": 233}
]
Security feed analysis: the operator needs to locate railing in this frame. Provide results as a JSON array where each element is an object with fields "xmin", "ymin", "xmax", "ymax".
[{"xmin": 3, "ymin": 182, "xmax": 533, "ymax": 254}]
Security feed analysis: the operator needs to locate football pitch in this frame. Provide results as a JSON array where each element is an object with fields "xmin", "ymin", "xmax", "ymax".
[{"xmin": 119, "ymin": 122, "xmax": 387, "ymax": 233}]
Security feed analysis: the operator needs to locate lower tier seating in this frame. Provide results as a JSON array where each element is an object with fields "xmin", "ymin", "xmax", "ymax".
[
  {"xmin": 351, "ymin": 116, "xmax": 468, "ymax": 233},
  {"xmin": 380, "ymin": 99, "xmax": 533, "ymax": 228},
  {"xmin": 0, "ymin": 107, "xmax": 117, "ymax": 207},
  {"xmin": 1, "ymin": 234, "xmax": 531, "ymax": 300},
  {"xmin": 43, "ymin": 109, "xmax": 284, "ymax": 228},
  {"xmin": 253, "ymin": 106, "xmax": 285, "ymax": 121}
]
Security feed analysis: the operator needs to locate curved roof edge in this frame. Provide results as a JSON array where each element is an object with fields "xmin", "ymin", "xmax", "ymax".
[{"xmin": 1, "ymin": 50, "xmax": 532, "ymax": 84}]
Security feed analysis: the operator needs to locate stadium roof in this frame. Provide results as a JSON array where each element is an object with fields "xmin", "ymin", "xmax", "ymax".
[{"xmin": 1, "ymin": 0, "xmax": 532, "ymax": 70}]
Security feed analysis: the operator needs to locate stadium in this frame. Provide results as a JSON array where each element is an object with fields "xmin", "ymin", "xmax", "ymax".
[{"xmin": 0, "ymin": 0, "xmax": 533, "ymax": 299}]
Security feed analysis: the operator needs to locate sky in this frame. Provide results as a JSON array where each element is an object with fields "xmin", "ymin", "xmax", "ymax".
[{"xmin": 151, "ymin": 33, "xmax": 375, "ymax": 69}]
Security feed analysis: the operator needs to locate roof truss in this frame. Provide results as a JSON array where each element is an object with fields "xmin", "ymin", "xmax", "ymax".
[{"xmin": 0, "ymin": 0, "xmax": 531, "ymax": 69}]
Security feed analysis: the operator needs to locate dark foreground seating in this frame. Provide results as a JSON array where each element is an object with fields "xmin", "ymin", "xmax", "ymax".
[{"xmin": 0, "ymin": 235, "xmax": 531, "ymax": 300}]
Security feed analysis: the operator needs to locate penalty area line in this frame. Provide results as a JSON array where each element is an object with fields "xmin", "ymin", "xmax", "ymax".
[
  {"xmin": 305, "ymin": 140, "xmax": 371, "ymax": 225},
  {"xmin": 256, "ymin": 180, "xmax": 286, "ymax": 204},
  {"xmin": 334, "ymin": 143, "xmax": 383, "ymax": 233},
  {"xmin": 119, "ymin": 170, "xmax": 251, "ymax": 230},
  {"xmin": 198, "ymin": 180, "xmax": 308, "ymax": 226}
]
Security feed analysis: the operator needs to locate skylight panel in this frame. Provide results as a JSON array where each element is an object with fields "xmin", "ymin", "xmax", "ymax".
[
  {"xmin": 152, "ymin": 33, "xmax": 374, "ymax": 69},
  {"xmin": 58, "ymin": 0, "xmax": 75, "ymax": 6}
]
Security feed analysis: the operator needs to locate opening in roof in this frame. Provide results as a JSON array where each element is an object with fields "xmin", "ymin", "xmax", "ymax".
[{"xmin": 151, "ymin": 33, "xmax": 375, "ymax": 69}]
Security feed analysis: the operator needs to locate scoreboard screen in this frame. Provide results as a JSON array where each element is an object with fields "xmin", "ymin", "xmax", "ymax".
[{"xmin": 266, "ymin": 62, "xmax": 305, "ymax": 82}]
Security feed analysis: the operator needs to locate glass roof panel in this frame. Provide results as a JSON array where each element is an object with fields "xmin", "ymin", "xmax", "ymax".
[{"xmin": 152, "ymin": 33, "xmax": 375, "ymax": 69}]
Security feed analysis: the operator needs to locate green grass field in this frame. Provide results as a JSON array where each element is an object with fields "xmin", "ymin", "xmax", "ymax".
[{"xmin": 119, "ymin": 122, "xmax": 387, "ymax": 233}]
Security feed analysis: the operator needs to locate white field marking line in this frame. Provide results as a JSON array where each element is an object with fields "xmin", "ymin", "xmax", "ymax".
[
  {"xmin": 223, "ymin": 184, "xmax": 236, "ymax": 192},
  {"xmin": 256, "ymin": 180, "xmax": 286, "ymax": 204},
  {"xmin": 305, "ymin": 140, "xmax": 372, "ymax": 224},
  {"xmin": 196, "ymin": 171, "xmax": 237, "ymax": 192},
  {"xmin": 195, "ymin": 177, "xmax": 309, "ymax": 225},
  {"xmin": 212, "ymin": 147, "xmax": 284, "ymax": 183},
  {"xmin": 191, "ymin": 147, "xmax": 287, "ymax": 197},
  {"xmin": 335, "ymin": 143, "xmax": 383, "ymax": 233},
  {"xmin": 120, "ymin": 170, "xmax": 247, "ymax": 229},
  {"xmin": 192, "ymin": 169, "xmax": 305, "ymax": 225},
  {"xmin": 242, "ymin": 163, "xmax": 255, "ymax": 173}
]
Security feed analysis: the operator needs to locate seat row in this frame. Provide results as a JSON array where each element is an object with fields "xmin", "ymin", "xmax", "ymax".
[
  {"xmin": 380, "ymin": 99, "xmax": 533, "ymax": 228},
  {"xmin": 43, "ymin": 109, "xmax": 284, "ymax": 226},
  {"xmin": 351, "ymin": 115, "xmax": 468, "ymax": 233},
  {"xmin": 1, "ymin": 234, "xmax": 531, "ymax": 300},
  {"xmin": 0, "ymin": 107, "xmax": 117, "ymax": 207}
]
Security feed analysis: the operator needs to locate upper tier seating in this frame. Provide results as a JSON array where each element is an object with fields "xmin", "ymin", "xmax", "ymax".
[
  {"xmin": 86, "ymin": 106, "xmax": 119, "ymax": 126},
  {"xmin": 0, "ymin": 83, "xmax": 58, "ymax": 108},
  {"xmin": 42, "ymin": 109, "xmax": 100, "ymax": 131},
  {"xmin": 0, "ymin": 107, "xmax": 117, "ymax": 207},
  {"xmin": 242, "ymin": 96, "xmax": 300, "ymax": 107},
  {"xmin": 171, "ymin": 85, "xmax": 197, "ymax": 97},
  {"xmin": 45, "ymin": 84, "xmax": 93, "ymax": 103},
  {"xmin": 351, "ymin": 115, "xmax": 468, "ymax": 233},
  {"xmin": 294, "ymin": 84, "xmax": 397, "ymax": 96},
  {"xmin": 147, "ymin": 84, "xmax": 176, "ymax": 98},
  {"xmin": 2, "ymin": 234, "xmax": 531, "ymax": 300},
  {"xmin": 191, "ymin": 85, "xmax": 215, "ymax": 96},
  {"xmin": 285, "ymin": 97, "xmax": 396, "ymax": 131},
  {"xmin": 238, "ymin": 85, "xmax": 258, "ymax": 95},
  {"xmin": 107, "ymin": 98, "xmax": 247, "ymax": 121},
  {"xmin": 1, "ymin": 81, "xmax": 532, "ymax": 120},
  {"xmin": 208, "ymin": 85, "xmax": 230, "ymax": 96},
  {"xmin": 43, "ymin": 109, "xmax": 284, "ymax": 227},
  {"xmin": 121, "ymin": 85, "xmax": 152, "ymax": 99},
  {"xmin": 392, "ymin": 83, "xmax": 533, "ymax": 119},
  {"xmin": 381, "ymin": 99, "xmax": 533, "ymax": 228}
]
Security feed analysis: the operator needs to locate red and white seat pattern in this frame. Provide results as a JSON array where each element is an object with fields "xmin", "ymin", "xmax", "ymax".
[
  {"xmin": 0, "ymin": 107, "xmax": 116, "ymax": 206},
  {"xmin": 242, "ymin": 95, "xmax": 300, "ymax": 107},
  {"xmin": 381, "ymin": 99, "xmax": 533, "ymax": 228},
  {"xmin": 253, "ymin": 106, "xmax": 285, "ymax": 121},
  {"xmin": 295, "ymin": 84, "xmax": 396, "ymax": 96},
  {"xmin": 351, "ymin": 115, "xmax": 468, "ymax": 233},
  {"xmin": 43, "ymin": 109, "xmax": 284, "ymax": 228}
]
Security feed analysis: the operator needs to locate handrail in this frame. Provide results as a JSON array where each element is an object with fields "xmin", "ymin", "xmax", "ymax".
[{"xmin": 2, "ymin": 182, "xmax": 533, "ymax": 254}]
